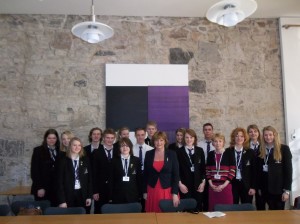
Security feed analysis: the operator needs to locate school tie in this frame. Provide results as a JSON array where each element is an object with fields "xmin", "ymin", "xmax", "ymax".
[
  {"xmin": 139, "ymin": 146, "xmax": 143, "ymax": 165},
  {"xmin": 49, "ymin": 149, "xmax": 56, "ymax": 161},
  {"xmin": 125, "ymin": 158, "xmax": 128, "ymax": 171},
  {"xmin": 74, "ymin": 160, "xmax": 79, "ymax": 180},
  {"xmin": 188, "ymin": 148, "xmax": 193, "ymax": 156},
  {"xmin": 105, "ymin": 149, "xmax": 112, "ymax": 160},
  {"xmin": 253, "ymin": 144, "xmax": 259, "ymax": 157},
  {"xmin": 206, "ymin": 141, "xmax": 211, "ymax": 155},
  {"xmin": 236, "ymin": 151, "xmax": 242, "ymax": 169}
]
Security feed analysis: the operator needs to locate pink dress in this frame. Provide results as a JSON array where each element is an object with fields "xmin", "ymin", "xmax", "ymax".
[{"xmin": 145, "ymin": 161, "xmax": 172, "ymax": 212}]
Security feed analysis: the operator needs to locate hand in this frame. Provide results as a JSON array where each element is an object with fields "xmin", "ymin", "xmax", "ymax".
[
  {"xmin": 59, "ymin": 203, "xmax": 67, "ymax": 208},
  {"xmin": 179, "ymin": 182, "xmax": 188, "ymax": 194},
  {"xmin": 282, "ymin": 192, "xmax": 289, "ymax": 202},
  {"xmin": 143, "ymin": 193, "xmax": 147, "ymax": 200},
  {"xmin": 93, "ymin": 193, "xmax": 99, "ymax": 201},
  {"xmin": 37, "ymin": 189, "xmax": 45, "ymax": 198},
  {"xmin": 248, "ymin": 188, "xmax": 256, "ymax": 196},
  {"xmin": 172, "ymin": 194, "xmax": 180, "ymax": 207},
  {"xmin": 86, "ymin": 199, "xmax": 92, "ymax": 206},
  {"xmin": 197, "ymin": 182, "xmax": 205, "ymax": 193}
]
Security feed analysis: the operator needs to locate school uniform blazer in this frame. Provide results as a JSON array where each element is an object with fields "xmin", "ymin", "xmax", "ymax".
[
  {"xmin": 177, "ymin": 146, "xmax": 206, "ymax": 190},
  {"xmin": 92, "ymin": 145, "xmax": 119, "ymax": 195},
  {"xmin": 143, "ymin": 149, "xmax": 179, "ymax": 195},
  {"xmin": 109, "ymin": 156, "xmax": 142, "ymax": 203},
  {"xmin": 168, "ymin": 143, "xmax": 181, "ymax": 152},
  {"xmin": 228, "ymin": 147, "xmax": 257, "ymax": 190},
  {"xmin": 30, "ymin": 145, "xmax": 59, "ymax": 197},
  {"xmin": 257, "ymin": 144, "xmax": 293, "ymax": 195},
  {"xmin": 84, "ymin": 144, "xmax": 99, "ymax": 165},
  {"xmin": 57, "ymin": 156, "xmax": 92, "ymax": 205}
]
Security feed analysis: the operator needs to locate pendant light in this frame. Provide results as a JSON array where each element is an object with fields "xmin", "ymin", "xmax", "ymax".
[
  {"xmin": 71, "ymin": 0, "xmax": 114, "ymax": 43},
  {"xmin": 206, "ymin": 0, "xmax": 257, "ymax": 27}
]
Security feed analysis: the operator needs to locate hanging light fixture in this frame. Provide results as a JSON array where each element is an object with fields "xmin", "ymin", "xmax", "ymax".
[
  {"xmin": 71, "ymin": 0, "xmax": 114, "ymax": 43},
  {"xmin": 206, "ymin": 0, "xmax": 257, "ymax": 27}
]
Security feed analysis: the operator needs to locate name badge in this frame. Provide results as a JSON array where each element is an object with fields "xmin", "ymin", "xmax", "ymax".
[
  {"xmin": 263, "ymin": 165, "xmax": 268, "ymax": 172},
  {"xmin": 214, "ymin": 174, "xmax": 221, "ymax": 179},
  {"xmin": 236, "ymin": 169, "xmax": 242, "ymax": 179},
  {"xmin": 75, "ymin": 180, "xmax": 81, "ymax": 189},
  {"xmin": 191, "ymin": 165, "xmax": 195, "ymax": 172},
  {"xmin": 123, "ymin": 176, "xmax": 130, "ymax": 182}
]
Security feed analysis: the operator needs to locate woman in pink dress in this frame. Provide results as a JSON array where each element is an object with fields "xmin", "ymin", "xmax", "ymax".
[{"xmin": 143, "ymin": 131, "xmax": 180, "ymax": 212}]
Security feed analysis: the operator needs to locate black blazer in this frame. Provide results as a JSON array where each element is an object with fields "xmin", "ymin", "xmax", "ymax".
[
  {"xmin": 57, "ymin": 156, "xmax": 92, "ymax": 205},
  {"xmin": 30, "ymin": 145, "xmax": 60, "ymax": 203},
  {"xmin": 168, "ymin": 143, "xmax": 181, "ymax": 152},
  {"xmin": 257, "ymin": 144, "xmax": 293, "ymax": 195},
  {"xmin": 92, "ymin": 145, "xmax": 119, "ymax": 194},
  {"xmin": 177, "ymin": 146, "xmax": 206, "ymax": 191},
  {"xmin": 228, "ymin": 147, "xmax": 256, "ymax": 190},
  {"xmin": 109, "ymin": 156, "xmax": 142, "ymax": 203},
  {"xmin": 83, "ymin": 144, "xmax": 99, "ymax": 166},
  {"xmin": 143, "ymin": 149, "xmax": 179, "ymax": 194}
]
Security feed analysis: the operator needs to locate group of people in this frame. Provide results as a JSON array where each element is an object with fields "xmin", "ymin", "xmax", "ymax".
[{"xmin": 30, "ymin": 121, "xmax": 293, "ymax": 214}]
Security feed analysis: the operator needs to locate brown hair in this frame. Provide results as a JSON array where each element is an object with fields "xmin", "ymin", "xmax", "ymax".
[
  {"xmin": 184, "ymin": 128, "xmax": 198, "ymax": 146},
  {"xmin": 88, "ymin": 127, "xmax": 103, "ymax": 143},
  {"xmin": 118, "ymin": 137, "xmax": 133, "ymax": 156},
  {"xmin": 152, "ymin": 131, "xmax": 169, "ymax": 148},
  {"xmin": 246, "ymin": 124, "xmax": 262, "ymax": 147}
]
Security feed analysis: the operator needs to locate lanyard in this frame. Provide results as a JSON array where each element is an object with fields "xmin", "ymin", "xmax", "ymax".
[
  {"xmin": 215, "ymin": 152, "xmax": 224, "ymax": 175},
  {"xmin": 264, "ymin": 148, "xmax": 272, "ymax": 165},
  {"xmin": 185, "ymin": 147, "xmax": 194, "ymax": 166}
]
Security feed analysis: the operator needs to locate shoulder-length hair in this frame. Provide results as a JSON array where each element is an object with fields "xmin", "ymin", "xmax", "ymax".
[
  {"xmin": 117, "ymin": 126, "xmax": 130, "ymax": 141},
  {"xmin": 152, "ymin": 131, "xmax": 169, "ymax": 148},
  {"xmin": 118, "ymin": 137, "xmax": 133, "ymax": 156},
  {"xmin": 229, "ymin": 127, "xmax": 249, "ymax": 148},
  {"xmin": 88, "ymin": 127, "xmax": 103, "ymax": 143},
  {"xmin": 66, "ymin": 137, "xmax": 85, "ymax": 158},
  {"xmin": 212, "ymin": 133, "xmax": 226, "ymax": 144},
  {"xmin": 42, "ymin": 129, "xmax": 60, "ymax": 149},
  {"xmin": 259, "ymin": 126, "xmax": 281, "ymax": 161},
  {"xmin": 60, "ymin": 130, "xmax": 75, "ymax": 152},
  {"xmin": 246, "ymin": 124, "xmax": 262, "ymax": 147},
  {"xmin": 184, "ymin": 128, "xmax": 197, "ymax": 146}
]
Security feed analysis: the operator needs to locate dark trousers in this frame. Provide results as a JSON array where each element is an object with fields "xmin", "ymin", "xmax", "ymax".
[
  {"xmin": 255, "ymin": 191, "xmax": 265, "ymax": 210},
  {"xmin": 202, "ymin": 182, "xmax": 209, "ymax": 211},
  {"xmin": 232, "ymin": 179, "xmax": 253, "ymax": 204},
  {"xmin": 68, "ymin": 189, "xmax": 90, "ymax": 214},
  {"xmin": 94, "ymin": 190, "xmax": 110, "ymax": 214},
  {"xmin": 262, "ymin": 192, "xmax": 285, "ymax": 210},
  {"xmin": 180, "ymin": 186, "xmax": 203, "ymax": 212}
]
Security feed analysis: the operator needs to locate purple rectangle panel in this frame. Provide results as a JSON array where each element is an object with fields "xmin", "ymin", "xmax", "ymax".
[{"xmin": 148, "ymin": 86, "xmax": 189, "ymax": 132}]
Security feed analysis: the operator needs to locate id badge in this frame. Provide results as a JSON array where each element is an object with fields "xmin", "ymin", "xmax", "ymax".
[
  {"xmin": 236, "ymin": 169, "xmax": 242, "ymax": 179},
  {"xmin": 75, "ymin": 180, "xmax": 81, "ymax": 189},
  {"xmin": 263, "ymin": 164, "xmax": 268, "ymax": 172},
  {"xmin": 190, "ymin": 165, "xmax": 195, "ymax": 172},
  {"xmin": 123, "ymin": 176, "xmax": 130, "ymax": 182},
  {"xmin": 214, "ymin": 174, "xmax": 221, "ymax": 179}
]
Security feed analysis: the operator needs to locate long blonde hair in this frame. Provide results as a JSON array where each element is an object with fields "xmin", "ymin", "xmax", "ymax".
[
  {"xmin": 259, "ymin": 126, "xmax": 281, "ymax": 161},
  {"xmin": 66, "ymin": 137, "xmax": 85, "ymax": 158},
  {"xmin": 60, "ymin": 130, "xmax": 75, "ymax": 152}
]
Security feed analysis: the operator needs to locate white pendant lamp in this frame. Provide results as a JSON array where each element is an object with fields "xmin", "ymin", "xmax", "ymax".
[
  {"xmin": 206, "ymin": 0, "xmax": 257, "ymax": 27},
  {"xmin": 71, "ymin": 0, "xmax": 114, "ymax": 43}
]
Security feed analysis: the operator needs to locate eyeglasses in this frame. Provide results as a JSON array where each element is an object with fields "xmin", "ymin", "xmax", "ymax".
[{"xmin": 120, "ymin": 144, "xmax": 129, "ymax": 148}]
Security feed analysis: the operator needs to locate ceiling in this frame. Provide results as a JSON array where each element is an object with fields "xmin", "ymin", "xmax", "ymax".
[{"xmin": 0, "ymin": 0, "xmax": 300, "ymax": 18}]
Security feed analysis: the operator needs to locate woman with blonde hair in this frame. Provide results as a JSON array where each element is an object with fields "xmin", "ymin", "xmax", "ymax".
[
  {"xmin": 60, "ymin": 130, "xmax": 75, "ymax": 153},
  {"xmin": 206, "ymin": 133, "xmax": 235, "ymax": 211},
  {"xmin": 57, "ymin": 137, "xmax": 92, "ymax": 213},
  {"xmin": 257, "ymin": 126, "xmax": 292, "ymax": 210}
]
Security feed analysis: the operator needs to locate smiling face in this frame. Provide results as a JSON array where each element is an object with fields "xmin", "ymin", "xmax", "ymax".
[
  {"xmin": 235, "ymin": 131, "xmax": 245, "ymax": 147},
  {"xmin": 263, "ymin": 130, "xmax": 275, "ymax": 145},
  {"xmin": 120, "ymin": 143, "xmax": 131, "ymax": 156},
  {"xmin": 61, "ymin": 134, "xmax": 71, "ymax": 147},
  {"xmin": 185, "ymin": 133, "xmax": 195, "ymax": 148},
  {"xmin": 248, "ymin": 128, "xmax": 259, "ymax": 142},
  {"xmin": 154, "ymin": 138, "xmax": 165, "ymax": 150},
  {"xmin": 147, "ymin": 125, "xmax": 157, "ymax": 138},
  {"xmin": 135, "ymin": 129, "xmax": 146, "ymax": 145},
  {"xmin": 213, "ymin": 138, "xmax": 225, "ymax": 151},
  {"xmin": 103, "ymin": 133, "xmax": 115, "ymax": 148},
  {"xmin": 46, "ymin": 134, "xmax": 57, "ymax": 148},
  {"xmin": 91, "ymin": 130, "xmax": 102, "ymax": 143},
  {"xmin": 70, "ymin": 140, "xmax": 82, "ymax": 155},
  {"xmin": 120, "ymin": 129, "xmax": 130, "ymax": 138}
]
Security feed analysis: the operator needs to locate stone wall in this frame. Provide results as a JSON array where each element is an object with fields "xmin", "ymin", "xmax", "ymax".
[{"xmin": 0, "ymin": 14, "xmax": 284, "ymax": 191}]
